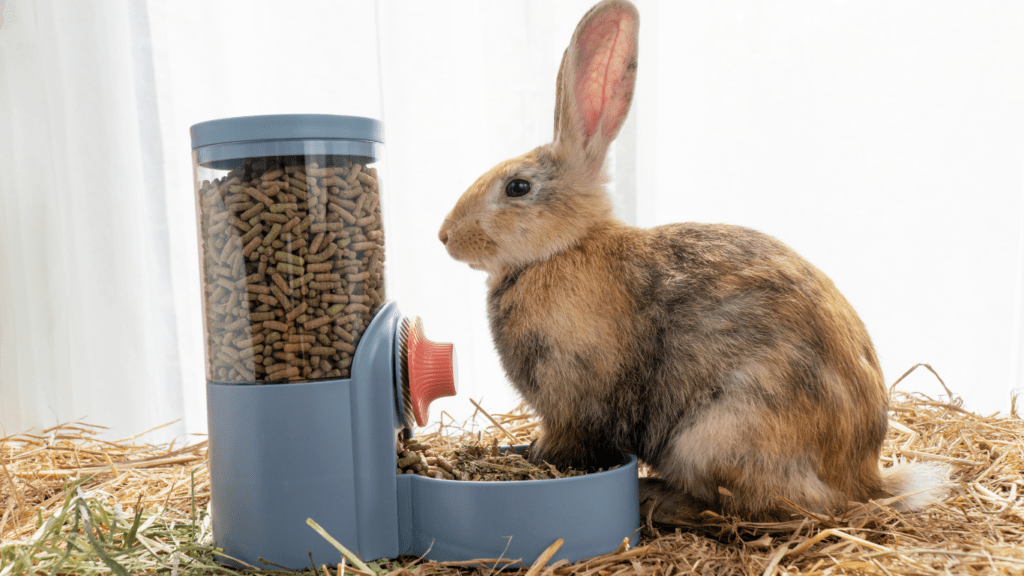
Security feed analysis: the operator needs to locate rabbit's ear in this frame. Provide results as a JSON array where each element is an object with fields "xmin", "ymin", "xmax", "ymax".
[{"xmin": 553, "ymin": 0, "xmax": 639, "ymax": 173}]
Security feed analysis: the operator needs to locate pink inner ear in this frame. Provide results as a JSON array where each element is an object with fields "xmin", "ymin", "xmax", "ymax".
[{"xmin": 575, "ymin": 8, "xmax": 637, "ymax": 142}]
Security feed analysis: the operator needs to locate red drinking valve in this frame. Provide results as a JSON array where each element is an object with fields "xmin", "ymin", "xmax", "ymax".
[{"xmin": 407, "ymin": 318, "xmax": 458, "ymax": 426}]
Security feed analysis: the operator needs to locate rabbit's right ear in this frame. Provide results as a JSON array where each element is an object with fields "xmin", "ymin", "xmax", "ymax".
[{"xmin": 553, "ymin": 0, "xmax": 639, "ymax": 175}]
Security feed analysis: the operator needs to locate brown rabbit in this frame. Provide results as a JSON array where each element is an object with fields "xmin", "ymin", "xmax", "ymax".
[{"xmin": 438, "ymin": 0, "xmax": 946, "ymax": 521}]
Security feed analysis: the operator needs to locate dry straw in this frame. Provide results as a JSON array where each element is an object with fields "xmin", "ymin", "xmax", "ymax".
[{"xmin": 2, "ymin": 364, "xmax": 1023, "ymax": 575}]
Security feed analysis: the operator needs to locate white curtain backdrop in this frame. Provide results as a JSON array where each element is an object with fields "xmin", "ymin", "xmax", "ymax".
[
  {"xmin": 636, "ymin": 1, "xmax": 1024, "ymax": 417},
  {"xmin": 0, "ymin": 0, "xmax": 186, "ymax": 441},
  {"xmin": 1, "ymin": 0, "xmax": 1022, "ymax": 442}
]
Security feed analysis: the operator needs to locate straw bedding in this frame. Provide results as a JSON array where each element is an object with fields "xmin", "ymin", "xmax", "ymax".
[{"xmin": 2, "ymin": 365, "xmax": 1023, "ymax": 575}]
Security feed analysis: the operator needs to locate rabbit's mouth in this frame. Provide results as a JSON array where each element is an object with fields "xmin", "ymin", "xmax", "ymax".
[
  {"xmin": 443, "ymin": 233, "xmax": 495, "ymax": 271},
  {"xmin": 445, "ymin": 244, "xmax": 484, "ymax": 270}
]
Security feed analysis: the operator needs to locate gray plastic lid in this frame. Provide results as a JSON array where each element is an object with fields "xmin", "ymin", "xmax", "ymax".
[
  {"xmin": 190, "ymin": 114, "xmax": 384, "ymax": 170},
  {"xmin": 190, "ymin": 114, "xmax": 383, "ymax": 149}
]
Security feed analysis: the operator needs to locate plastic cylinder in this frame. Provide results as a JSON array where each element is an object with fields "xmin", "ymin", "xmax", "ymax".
[{"xmin": 190, "ymin": 114, "xmax": 386, "ymax": 384}]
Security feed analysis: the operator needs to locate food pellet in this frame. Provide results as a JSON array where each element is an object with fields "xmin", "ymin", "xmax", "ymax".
[{"xmin": 198, "ymin": 158, "xmax": 385, "ymax": 383}]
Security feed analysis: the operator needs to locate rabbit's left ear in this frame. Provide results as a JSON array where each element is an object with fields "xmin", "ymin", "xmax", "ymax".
[{"xmin": 553, "ymin": 0, "xmax": 639, "ymax": 173}]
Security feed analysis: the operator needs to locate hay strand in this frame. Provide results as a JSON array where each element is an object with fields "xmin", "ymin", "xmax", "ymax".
[
  {"xmin": 523, "ymin": 538, "xmax": 563, "ymax": 576},
  {"xmin": 306, "ymin": 518, "xmax": 375, "ymax": 575},
  {"xmin": 468, "ymin": 398, "xmax": 523, "ymax": 446}
]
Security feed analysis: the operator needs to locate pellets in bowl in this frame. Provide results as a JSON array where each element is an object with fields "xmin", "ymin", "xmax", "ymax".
[
  {"xmin": 396, "ymin": 437, "xmax": 622, "ymax": 481},
  {"xmin": 197, "ymin": 156, "xmax": 385, "ymax": 384}
]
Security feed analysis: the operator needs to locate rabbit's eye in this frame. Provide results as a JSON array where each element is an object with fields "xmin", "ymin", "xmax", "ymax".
[{"xmin": 506, "ymin": 179, "xmax": 531, "ymax": 197}]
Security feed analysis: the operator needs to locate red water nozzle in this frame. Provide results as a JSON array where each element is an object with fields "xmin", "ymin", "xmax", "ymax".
[{"xmin": 407, "ymin": 319, "xmax": 458, "ymax": 427}]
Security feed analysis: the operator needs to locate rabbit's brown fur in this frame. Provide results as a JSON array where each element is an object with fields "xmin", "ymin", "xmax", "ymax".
[{"xmin": 439, "ymin": 0, "xmax": 944, "ymax": 520}]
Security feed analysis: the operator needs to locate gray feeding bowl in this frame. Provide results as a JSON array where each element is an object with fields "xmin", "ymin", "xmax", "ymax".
[{"xmin": 396, "ymin": 452, "xmax": 640, "ymax": 564}]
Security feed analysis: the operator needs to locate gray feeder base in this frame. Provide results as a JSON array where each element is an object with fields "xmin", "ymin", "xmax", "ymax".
[{"xmin": 207, "ymin": 301, "xmax": 639, "ymax": 570}]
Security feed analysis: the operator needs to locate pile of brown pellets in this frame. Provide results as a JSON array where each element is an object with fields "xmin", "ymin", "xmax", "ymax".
[
  {"xmin": 396, "ymin": 438, "xmax": 620, "ymax": 481},
  {"xmin": 197, "ymin": 156, "xmax": 384, "ymax": 383}
]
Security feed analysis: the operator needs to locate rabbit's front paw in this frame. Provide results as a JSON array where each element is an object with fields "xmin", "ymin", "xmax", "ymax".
[{"xmin": 528, "ymin": 431, "xmax": 624, "ymax": 472}]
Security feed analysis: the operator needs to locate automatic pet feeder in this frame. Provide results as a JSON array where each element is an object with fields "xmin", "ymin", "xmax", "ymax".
[{"xmin": 190, "ymin": 114, "xmax": 639, "ymax": 570}]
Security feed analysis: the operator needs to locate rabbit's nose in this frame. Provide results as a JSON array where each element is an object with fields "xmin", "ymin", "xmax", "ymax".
[{"xmin": 439, "ymin": 230, "xmax": 449, "ymax": 245}]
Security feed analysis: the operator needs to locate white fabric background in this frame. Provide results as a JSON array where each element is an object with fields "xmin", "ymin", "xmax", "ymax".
[
  {"xmin": 1, "ymin": 0, "xmax": 1022, "ymax": 442},
  {"xmin": 637, "ymin": 2, "xmax": 1024, "ymax": 417},
  {"xmin": 0, "ymin": 0, "xmax": 185, "ymax": 440}
]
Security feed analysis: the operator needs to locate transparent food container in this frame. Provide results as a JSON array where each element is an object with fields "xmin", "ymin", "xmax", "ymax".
[{"xmin": 190, "ymin": 114, "xmax": 385, "ymax": 384}]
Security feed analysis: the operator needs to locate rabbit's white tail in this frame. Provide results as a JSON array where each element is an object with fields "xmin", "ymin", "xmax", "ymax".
[{"xmin": 880, "ymin": 458, "xmax": 950, "ymax": 511}]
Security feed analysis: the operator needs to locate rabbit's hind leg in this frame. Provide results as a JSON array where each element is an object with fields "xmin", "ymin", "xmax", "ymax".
[
  {"xmin": 638, "ymin": 476, "xmax": 710, "ymax": 524},
  {"xmin": 654, "ymin": 400, "xmax": 843, "ymax": 521}
]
